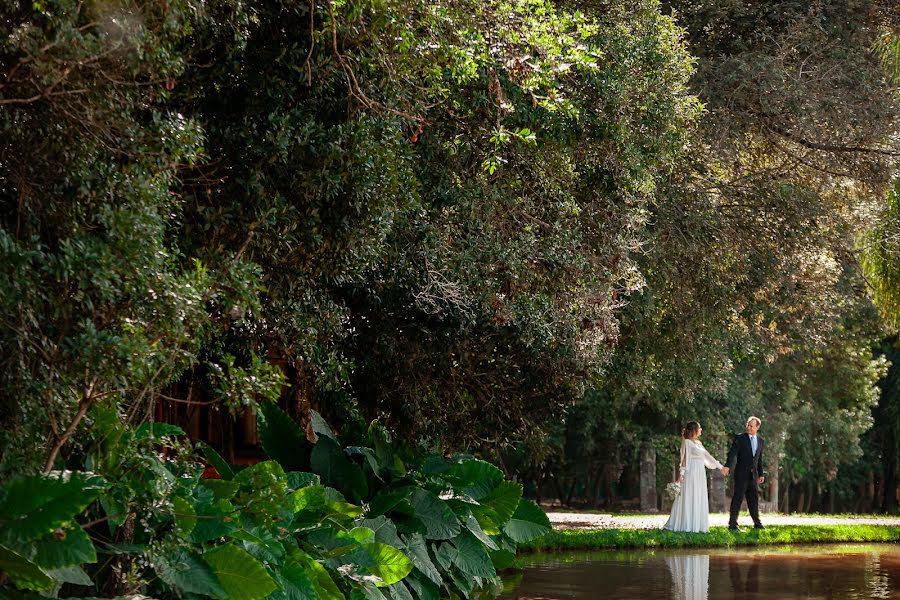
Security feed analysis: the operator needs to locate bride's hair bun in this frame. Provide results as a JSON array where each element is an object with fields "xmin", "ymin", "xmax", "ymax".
[{"xmin": 682, "ymin": 420, "xmax": 701, "ymax": 438}]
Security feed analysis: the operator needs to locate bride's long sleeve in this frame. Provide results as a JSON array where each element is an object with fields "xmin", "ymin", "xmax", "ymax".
[
  {"xmin": 697, "ymin": 443, "xmax": 723, "ymax": 470},
  {"xmin": 679, "ymin": 439, "xmax": 688, "ymax": 476}
]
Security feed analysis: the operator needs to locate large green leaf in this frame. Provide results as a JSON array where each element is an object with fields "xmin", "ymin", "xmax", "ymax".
[
  {"xmin": 462, "ymin": 513, "xmax": 498, "ymax": 551},
  {"xmin": 443, "ymin": 460, "xmax": 503, "ymax": 500},
  {"xmin": 447, "ymin": 567, "xmax": 474, "ymax": 597},
  {"xmin": 287, "ymin": 472, "xmax": 320, "ymax": 490},
  {"xmin": 352, "ymin": 447, "xmax": 383, "ymax": 482},
  {"xmin": 173, "ymin": 495, "xmax": 197, "ymax": 537},
  {"xmin": 326, "ymin": 498, "xmax": 363, "ymax": 519},
  {"xmin": 200, "ymin": 479, "xmax": 240, "ymax": 501},
  {"xmin": 365, "ymin": 542, "xmax": 413, "ymax": 586},
  {"xmin": 348, "ymin": 586, "xmax": 386, "ymax": 600},
  {"xmin": 358, "ymin": 516, "xmax": 404, "ymax": 547},
  {"xmin": 480, "ymin": 480, "xmax": 522, "ymax": 525},
  {"xmin": 291, "ymin": 484, "xmax": 326, "ymax": 513},
  {"xmin": 402, "ymin": 570, "xmax": 440, "ymax": 600},
  {"xmin": 32, "ymin": 524, "xmax": 96, "ymax": 568},
  {"xmin": 501, "ymin": 499, "xmax": 551, "ymax": 543},
  {"xmin": 290, "ymin": 549, "xmax": 345, "ymax": 600},
  {"xmin": 233, "ymin": 460, "xmax": 287, "ymax": 490},
  {"xmin": 406, "ymin": 489, "xmax": 459, "ymax": 541},
  {"xmin": 367, "ymin": 489, "xmax": 412, "ymax": 517},
  {"xmin": 0, "ymin": 544, "xmax": 52, "ymax": 591},
  {"xmin": 422, "ymin": 456, "xmax": 450, "ymax": 475},
  {"xmin": 232, "ymin": 527, "xmax": 287, "ymax": 564},
  {"xmin": 385, "ymin": 580, "xmax": 414, "ymax": 600},
  {"xmin": 46, "ymin": 565, "xmax": 93, "ymax": 586},
  {"xmin": 349, "ymin": 527, "xmax": 376, "ymax": 545},
  {"xmin": 468, "ymin": 503, "xmax": 502, "ymax": 535},
  {"xmin": 190, "ymin": 498, "xmax": 237, "ymax": 543},
  {"xmin": 257, "ymin": 402, "xmax": 313, "ymax": 471},
  {"xmin": 309, "ymin": 410, "xmax": 337, "ymax": 441},
  {"xmin": 271, "ymin": 559, "xmax": 318, "ymax": 600},
  {"xmin": 0, "ymin": 472, "xmax": 106, "ymax": 545},
  {"xmin": 155, "ymin": 548, "xmax": 227, "ymax": 597},
  {"xmin": 202, "ymin": 444, "xmax": 235, "ymax": 481},
  {"xmin": 306, "ymin": 527, "xmax": 359, "ymax": 556},
  {"xmin": 450, "ymin": 531, "xmax": 495, "ymax": 578},
  {"xmin": 258, "ymin": 402, "xmax": 312, "ymax": 471},
  {"xmin": 204, "ymin": 544, "xmax": 277, "ymax": 600},
  {"xmin": 399, "ymin": 533, "xmax": 442, "ymax": 587},
  {"xmin": 311, "ymin": 436, "xmax": 368, "ymax": 502}
]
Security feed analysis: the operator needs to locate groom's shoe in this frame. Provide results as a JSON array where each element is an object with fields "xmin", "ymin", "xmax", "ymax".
[
  {"xmin": 754, "ymin": 524, "xmax": 765, "ymax": 529},
  {"xmin": 728, "ymin": 526, "xmax": 743, "ymax": 532}
]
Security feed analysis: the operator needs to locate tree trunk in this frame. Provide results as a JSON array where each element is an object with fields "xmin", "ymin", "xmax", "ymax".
[
  {"xmin": 782, "ymin": 483, "xmax": 790, "ymax": 515},
  {"xmin": 709, "ymin": 440, "xmax": 727, "ymax": 512},
  {"xmin": 639, "ymin": 445, "xmax": 658, "ymax": 513},
  {"xmin": 564, "ymin": 479, "xmax": 577, "ymax": 507},
  {"xmin": 874, "ymin": 474, "xmax": 883, "ymax": 512},
  {"xmin": 884, "ymin": 465, "xmax": 897, "ymax": 513},
  {"xmin": 550, "ymin": 475, "xmax": 568, "ymax": 507},
  {"xmin": 767, "ymin": 456, "xmax": 779, "ymax": 511}
]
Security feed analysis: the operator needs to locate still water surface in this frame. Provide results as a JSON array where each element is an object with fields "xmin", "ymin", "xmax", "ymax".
[{"xmin": 498, "ymin": 544, "xmax": 900, "ymax": 599}]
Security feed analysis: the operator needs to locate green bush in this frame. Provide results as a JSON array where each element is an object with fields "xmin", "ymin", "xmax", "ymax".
[{"xmin": 0, "ymin": 407, "xmax": 550, "ymax": 599}]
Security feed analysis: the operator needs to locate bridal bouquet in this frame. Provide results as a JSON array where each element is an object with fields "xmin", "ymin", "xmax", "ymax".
[{"xmin": 664, "ymin": 481, "xmax": 681, "ymax": 500}]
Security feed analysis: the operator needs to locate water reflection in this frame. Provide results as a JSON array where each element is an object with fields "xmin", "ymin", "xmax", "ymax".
[
  {"xmin": 727, "ymin": 555, "xmax": 760, "ymax": 598},
  {"xmin": 665, "ymin": 554, "xmax": 708, "ymax": 600},
  {"xmin": 499, "ymin": 544, "xmax": 900, "ymax": 599}
]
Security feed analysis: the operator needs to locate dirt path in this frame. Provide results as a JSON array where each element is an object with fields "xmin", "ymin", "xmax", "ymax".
[{"xmin": 547, "ymin": 511, "xmax": 900, "ymax": 530}]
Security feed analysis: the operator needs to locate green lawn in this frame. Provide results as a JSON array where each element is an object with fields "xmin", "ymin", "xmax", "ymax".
[{"xmin": 521, "ymin": 525, "xmax": 900, "ymax": 552}]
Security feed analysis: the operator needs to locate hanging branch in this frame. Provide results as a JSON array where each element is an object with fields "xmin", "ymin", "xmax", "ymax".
[
  {"xmin": 43, "ymin": 380, "xmax": 97, "ymax": 473},
  {"xmin": 325, "ymin": 0, "xmax": 423, "ymax": 124}
]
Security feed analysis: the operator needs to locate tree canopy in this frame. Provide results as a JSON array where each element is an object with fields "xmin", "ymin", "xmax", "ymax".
[{"xmin": 3, "ymin": 0, "xmax": 900, "ymax": 550}]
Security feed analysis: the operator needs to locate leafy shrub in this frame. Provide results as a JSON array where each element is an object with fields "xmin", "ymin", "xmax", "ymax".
[{"xmin": 0, "ymin": 405, "xmax": 550, "ymax": 599}]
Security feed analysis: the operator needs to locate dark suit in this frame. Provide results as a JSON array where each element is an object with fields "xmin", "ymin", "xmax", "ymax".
[{"xmin": 725, "ymin": 432, "xmax": 764, "ymax": 528}]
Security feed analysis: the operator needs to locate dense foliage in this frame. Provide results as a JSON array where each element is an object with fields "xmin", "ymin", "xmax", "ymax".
[
  {"xmin": 1, "ymin": 0, "xmax": 698, "ymax": 476},
  {"xmin": 531, "ymin": 0, "xmax": 900, "ymax": 511},
  {"xmin": 4, "ymin": 1, "xmax": 900, "ymax": 596},
  {"xmin": 0, "ymin": 408, "xmax": 549, "ymax": 598}
]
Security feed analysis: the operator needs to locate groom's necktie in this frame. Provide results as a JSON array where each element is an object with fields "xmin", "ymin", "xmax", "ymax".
[{"xmin": 750, "ymin": 435, "xmax": 757, "ymax": 455}]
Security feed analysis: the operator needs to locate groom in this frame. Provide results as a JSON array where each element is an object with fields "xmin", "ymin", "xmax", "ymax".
[{"xmin": 723, "ymin": 416, "xmax": 765, "ymax": 531}]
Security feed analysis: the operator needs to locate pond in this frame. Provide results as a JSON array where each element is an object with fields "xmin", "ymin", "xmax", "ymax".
[{"xmin": 497, "ymin": 544, "xmax": 900, "ymax": 599}]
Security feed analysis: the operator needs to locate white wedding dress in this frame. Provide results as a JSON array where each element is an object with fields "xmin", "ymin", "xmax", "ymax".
[{"xmin": 664, "ymin": 438, "xmax": 723, "ymax": 533}]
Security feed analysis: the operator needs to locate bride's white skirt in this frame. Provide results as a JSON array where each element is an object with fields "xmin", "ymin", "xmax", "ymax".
[{"xmin": 664, "ymin": 458, "xmax": 710, "ymax": 533}]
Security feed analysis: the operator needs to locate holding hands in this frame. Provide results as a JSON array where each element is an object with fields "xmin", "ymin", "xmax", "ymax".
[{"xmin": 721, "ymin": 467, "xmax": 730, "ymax": 476}]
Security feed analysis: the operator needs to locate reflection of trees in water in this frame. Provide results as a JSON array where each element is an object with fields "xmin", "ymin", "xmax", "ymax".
[
  {"xmin": 713, "ymin": 552, "xmax": 874, "ymax": 600},
  {"xmin": 859, "ymin": 550, "xmax": 900, "ymax": 600},
  {"xmin": 501, "ymin": 547, "xmax": 900, "ymax": 599}
]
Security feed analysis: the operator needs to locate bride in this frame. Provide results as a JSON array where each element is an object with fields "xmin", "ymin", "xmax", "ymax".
[{"xmin": 664, "ymin": 421, "xmax": 729, "ymax": 533}]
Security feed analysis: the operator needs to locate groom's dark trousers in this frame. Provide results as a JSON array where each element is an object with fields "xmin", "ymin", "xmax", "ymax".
[{"xmin": 725, "ymin": 432, "xmax": 764, "ymax": 528}]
